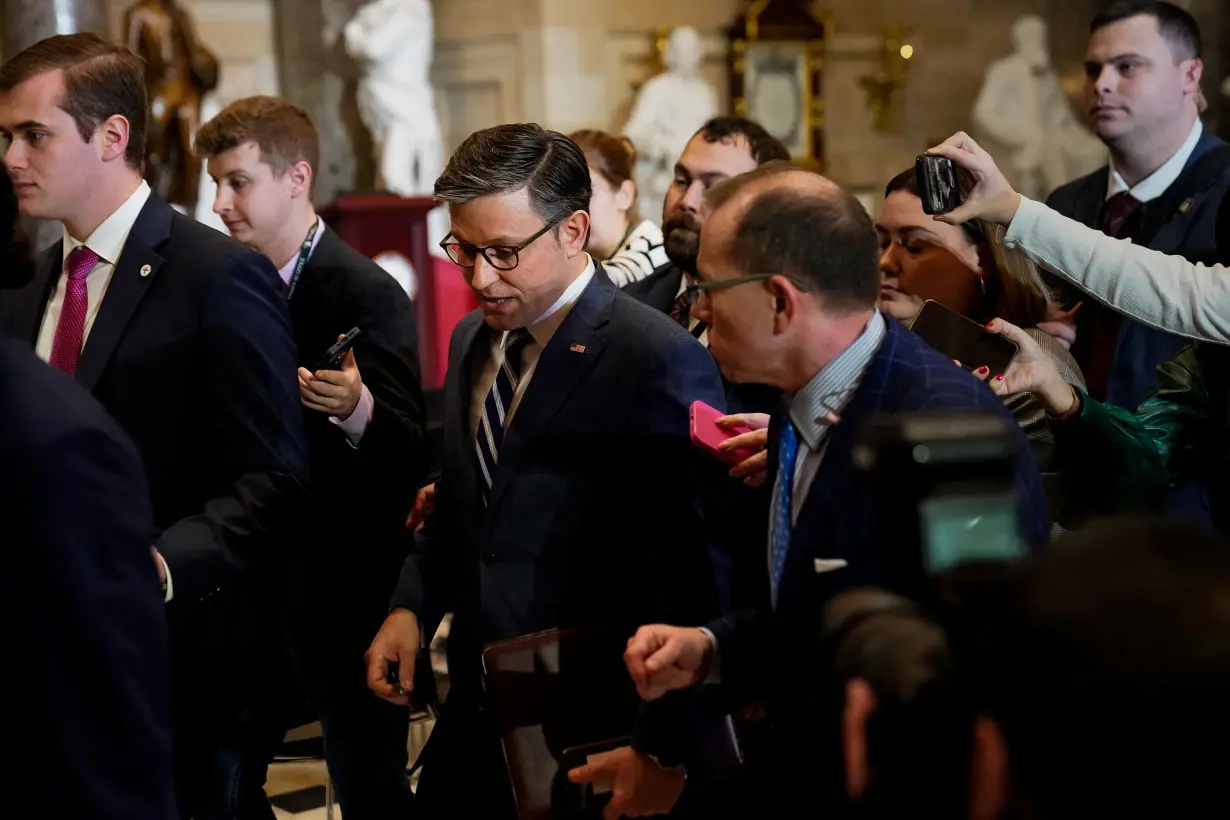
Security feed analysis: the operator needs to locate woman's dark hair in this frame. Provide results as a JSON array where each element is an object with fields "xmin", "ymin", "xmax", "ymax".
[{"xmin": 884, "ymin": 168, "xmax": 1055, "ymax": 327}]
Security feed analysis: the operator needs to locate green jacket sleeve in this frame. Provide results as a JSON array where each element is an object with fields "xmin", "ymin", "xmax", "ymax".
[{"xmin": 1056, "ymin": 345, "xmax": 1212, "ymax": 514}]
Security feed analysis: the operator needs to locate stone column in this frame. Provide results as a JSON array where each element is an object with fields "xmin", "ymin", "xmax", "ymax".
[
  {"xmin": 1, "ymin": 0, "xmax": 110, "ymax": 58},
  {"xmin": 273, "ymin": 0, "xmax": 372, "ymax": 204}
]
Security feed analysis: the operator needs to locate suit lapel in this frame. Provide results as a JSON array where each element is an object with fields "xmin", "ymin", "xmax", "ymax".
[
  {"xmin": 1072, "ymin": 172, "xmax": 1109, "ymax": 230},
  {"xmin": 448, "ymin": 312, "xmax": 489, "ymax": 513},
  {"xmin": 486, "ymin": 277, "xmax": 612, "ymax": 511},
  {"xmin": 75, "ymin": 198, "xmax": 171, "ymax": 390},
  {"xmin": 784, "ymin": 322, "xmax": 902, "ymax": 584}
]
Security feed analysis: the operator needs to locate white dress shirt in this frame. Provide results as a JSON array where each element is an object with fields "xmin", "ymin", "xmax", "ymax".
[
  {"xmin": 35, "ymin": 180, "xmax": 152, "ymax": 361},
  {"xmin": 1106, "ymin": 119, "xmax": 1202, "ymax": 203},
  {"xmin": 673, "ymin": 271, "xmax": 708, "ymax": 346},
  {"xmin": 468, "ymin": 256, "xmax": 596, "ymax": 438},
  {"xmin": 1005, "ymin": 196, "xmax": 1230, "ymax": 345}
]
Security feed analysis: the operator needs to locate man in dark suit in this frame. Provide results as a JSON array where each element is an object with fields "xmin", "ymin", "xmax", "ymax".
[
  {"xmin": 1046, "ymin": 3, "xmax": 1230, "ymax": 410},
  {"xmin": 1046, "ymin": 2, "xmax": 1228, "ymax": 525},
  {"xmin": 0, "ymin": 35, "xmax": 307, "ymax": 818},
  {"xmin": 196, "ymin": 95, "xmax": 426, "ymax": 819},
  {"xmin": 624, "ymin": 116, "xmax": 789, "ymax": 416},
  {"xmin": 363, "ymin": 123, "xmax": 728, "ymax": 819},
  {"xmin": 0, "ymin": 218, "xmax": 173, "ymax": 817},
  {"xmin": 619, "ymin": 163, "xmax": 1048, "ymax": 816}
]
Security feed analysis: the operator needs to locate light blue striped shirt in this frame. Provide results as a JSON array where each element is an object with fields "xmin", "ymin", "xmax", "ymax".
[{"xmin": 770, "ymin": 311, "xmax": 887, "ymax": 550}]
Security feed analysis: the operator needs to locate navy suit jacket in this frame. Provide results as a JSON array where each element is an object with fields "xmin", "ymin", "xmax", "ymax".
[
  {"xmin": 0, "ymin": 195, "xmax": 307, "ymax": 712},
  {"xmin": 1046, "ymin": 127, "xmax": 1230, "ymax": 410},
  {"xmin": 391, "ymin": 269, "xmax": 727, "ymax": 713},
  {"xmin": 0, "ymin": 339, "xmax": 174, "ymax": 819},
  {"xmin": 706, "ymin": 317, "xmax": 1046, "ymax": 793}
]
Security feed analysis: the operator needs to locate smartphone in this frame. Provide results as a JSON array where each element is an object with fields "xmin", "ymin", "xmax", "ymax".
[
  {"xmin": 915, "ymin": 153, "xmax": 964, "ymax": 216},
  {"xmin": 909, "ymin": 300, "xmax": 1017, "ymax": 376},
  {"xmin": 314, "ymin": 326, "xmax": 362, "ymax": 371},
  {"xmin": 690, "ymin": 401, "xmax": 757, "ymax": 466}
]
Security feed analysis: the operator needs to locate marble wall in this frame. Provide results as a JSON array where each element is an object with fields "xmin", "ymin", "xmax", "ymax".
[{"xmin": 430, "ymin": 0, "xmax": 1230, "ymax": 200}]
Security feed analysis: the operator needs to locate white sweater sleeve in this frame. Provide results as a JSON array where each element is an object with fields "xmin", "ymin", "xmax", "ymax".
[{"xmin": 1003, "ymin": 196, "xmax": 1230, "ymax": 345}]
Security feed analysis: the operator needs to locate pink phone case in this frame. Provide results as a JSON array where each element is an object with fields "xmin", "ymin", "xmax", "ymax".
[{"xmin": 690, "ymin": 401, "xmax": 758, "ymax": 466}]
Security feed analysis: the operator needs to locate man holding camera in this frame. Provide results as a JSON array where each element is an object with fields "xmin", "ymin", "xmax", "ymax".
[{"xmin": 612, "ymin": 162, "xmax": 1048, "ymax": 815}]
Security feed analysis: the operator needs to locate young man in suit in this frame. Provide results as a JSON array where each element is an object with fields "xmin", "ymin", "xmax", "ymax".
[
  {"xmin": 196, "ymin": 95, "xmax": 426, "ymax": 819},
  {"xmin": 615, "ymin": 163, "xmax": 1048, "ymax": 816},
  {"xmin": 363, "ymin": 123, "xmax": 728, "ymax": 819},
  {"xmin": 1048, "ymin": 2, "xmax": 1227, "ymax": 405},
  {"xmin": 0, "ymin": 35, "xmax": 307, "ymax": 818},
  {"xmin": 1046, "ymin": 2, "xmax": 1228, "ymax": 524},
  {"xmin": 0, "ymin": 177, "xmax": 172, "ymax": 816}
]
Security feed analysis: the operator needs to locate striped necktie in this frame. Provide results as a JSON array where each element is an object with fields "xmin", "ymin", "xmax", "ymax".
[{"xmin": 475, "ymin": 328, "xmax": 533, "ymax": 504}]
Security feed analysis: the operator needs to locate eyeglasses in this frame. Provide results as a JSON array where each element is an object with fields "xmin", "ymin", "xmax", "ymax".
[
  {"xmin": 439, "ymin": 219, "xmax": 561, "ymax": 271},
  {"xmin": 684, "ymin": 273, "xmax": 812, "ymax": 301}
]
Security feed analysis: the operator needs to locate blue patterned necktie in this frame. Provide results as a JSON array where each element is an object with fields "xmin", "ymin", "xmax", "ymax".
[
  {"xmin": 771, "ymin": 420, "xmax": 800, "ymax": 607},
  {"xmin": 475, "ymin": 329, "xmax": 533, "ymax": 504}
]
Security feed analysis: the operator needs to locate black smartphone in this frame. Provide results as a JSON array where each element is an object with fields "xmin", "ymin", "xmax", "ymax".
[
  {"xmin": 314, "ymin": 326, "xmax": 361, "ymax": 371},
  {"xmin": 909, "ymin": 300, "xmax": 1017, "ymax": 376},
  {"xmin": 915, "ymin": 153, "xmax": 964, "ymax": 216},
  {"xmin": 384, "ymin": 660, "xmax": 433, "ymax": 721}
]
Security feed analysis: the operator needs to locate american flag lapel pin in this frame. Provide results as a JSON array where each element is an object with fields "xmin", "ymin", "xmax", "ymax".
[{"xmin": 569, "ymin": 343, "xmax": 586, "ymax": 353}]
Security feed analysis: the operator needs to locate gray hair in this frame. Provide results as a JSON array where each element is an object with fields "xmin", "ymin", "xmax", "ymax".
[{"xmin": 434, "ymin": 123, "xmax": 591, "ymax": 235}]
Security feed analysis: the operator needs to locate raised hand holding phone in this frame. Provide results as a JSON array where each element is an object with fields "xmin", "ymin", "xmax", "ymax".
[{"xmin": 299, "ymin": 329, "xmax": 364, "ymax": 419}]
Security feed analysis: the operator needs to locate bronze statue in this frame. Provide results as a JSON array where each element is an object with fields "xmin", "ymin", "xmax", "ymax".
[{"xmin": 123, "ymin": 0, "xmax": 219, "ymax": 209}]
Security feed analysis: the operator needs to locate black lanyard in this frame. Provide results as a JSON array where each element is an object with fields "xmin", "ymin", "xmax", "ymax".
[{"xmin": 285, "ymin": 219, "xmax": 320, "ymax": 301}]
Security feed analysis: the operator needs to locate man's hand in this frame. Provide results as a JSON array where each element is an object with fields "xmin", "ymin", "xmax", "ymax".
[
  {"xmin": 624, "ymin": 625, "xmax": 713, "ymax": 701},
  {"xmin": 151, "ymin": 547, "xmax": 166, "ymax": 584},
  {"xmin": 299, "ymin": 335, "xmax": 363, "ymax": 419},
  {"xmin": 365, "ymin": 608, "xmax": 420, "ymax": 705},
  {"xmin": 405, "ymin": 482, "xmax": 436, "ymax": 531},
  {"xmin": 924, "ymin": 132, "xmax": 1023, "ymax": 227},
  {"xmin": 716, "ymin": 413, "xmax": 770, "ymax": 486},
  {"xmin": 568, "ymin": 747, "xmax": 687, "ymax": 820},
  {"xmin": 969, "ymin": 319, "xmax": 1077, "ymax": 415}
]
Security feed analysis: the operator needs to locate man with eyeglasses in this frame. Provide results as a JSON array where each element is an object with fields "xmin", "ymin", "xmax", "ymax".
[
  {"xmin": 363, "ymin": 123, "xmax": 729, "ymax": 819},
  {"xmin": 615, "ymin": 162, "xmax": 1048, "ymax": 816}
]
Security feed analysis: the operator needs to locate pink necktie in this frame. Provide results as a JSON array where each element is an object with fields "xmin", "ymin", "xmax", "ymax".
[{"xmin": 48, "ymin": 246, "xmax": 100, "ymax": 375}]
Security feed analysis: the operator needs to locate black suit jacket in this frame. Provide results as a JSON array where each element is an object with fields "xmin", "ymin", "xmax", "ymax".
[
  {"xmin": 0, "ymin": 339, "xmax": 175, "ymax": 819},
  {"xmin": 391, "ymin": 270, "xmax": 727, "ymax": 708},
  {"xmin": 0, "ymin": 194, "xmax": 307, "ymax": 667},
  {"xmin": 287, "ymin": 226, "xmax": 427, "ymax": 639},
  {"xmin": 624, "ymin": 262, "xmax": 781, "ymax": 416}
]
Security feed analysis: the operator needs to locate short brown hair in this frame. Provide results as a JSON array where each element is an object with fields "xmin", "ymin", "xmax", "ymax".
[
  {"xmin": 0, "ymin": 33, "xmax": 147, "ymax": 170},
  {"xmin": 569, "ymin": 128, "xmax": 641, "ymax": 222},
  {"xmin": 194, "ymin": 95, "xmax": 320, "ymax": 192}
]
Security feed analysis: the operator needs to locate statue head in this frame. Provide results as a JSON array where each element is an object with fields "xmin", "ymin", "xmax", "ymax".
[
  {"xmin": 1011, "ymin": 15, "xmax": 1050, "ymax": 70},
  {"xmin": 664, "ymin": 27, "xmax": 703, "ymax": 75}
]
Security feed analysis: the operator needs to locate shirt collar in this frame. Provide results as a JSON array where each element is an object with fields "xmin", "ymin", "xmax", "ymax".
[
  {"xmin": 1107, "ymin": 119, "xmax": 1203, "ymax": 203},
  {"xmin": 62, "ymin": 180, "xmax": 152, "ymax": 265},
  {"xmin": 788, "ymin": 311, "xmax": 886, "ymax": 451},
  {"xmin": 524, "ymin": 255, "xmax": 595, "ymax": 348},
  {"xmin": 276, "ymin": 216, "xmax": 326, "ymax": 286}
]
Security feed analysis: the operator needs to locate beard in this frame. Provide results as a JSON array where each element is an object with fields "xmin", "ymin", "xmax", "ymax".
[{"xmin": 662, "ymin": 212, "xmax": 702, "ymax": 274}]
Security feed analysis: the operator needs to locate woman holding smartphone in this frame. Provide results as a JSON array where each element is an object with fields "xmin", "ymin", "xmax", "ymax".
[{"xmin": 874, "ymin": 168, "xmax": 1084, "ymax": 473}]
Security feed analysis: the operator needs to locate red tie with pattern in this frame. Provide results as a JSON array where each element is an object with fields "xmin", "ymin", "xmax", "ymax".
[
  {"xmin": 1081, "ymin": 192, "xmax": 1141, "ymax": 400},
  {"xmin": 48, "ymin": 246, "xmax": 100, "ymax": 375}
]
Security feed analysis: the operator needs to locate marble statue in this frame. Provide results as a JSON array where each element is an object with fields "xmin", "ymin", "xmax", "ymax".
[
  {"xmin": 972, "ymin": 15, "xmax": 1106, "ymax": 200},
  {"xmin": 124, "ymin": 0, "xmax": 219, "ymax": 211},
  {"xmin": 624, "ymin": 27, "xmax": 718, "ymax": 216},
  {"xmin": 344, "ymin": 0, "xmax": 443, "ymax": 197}
]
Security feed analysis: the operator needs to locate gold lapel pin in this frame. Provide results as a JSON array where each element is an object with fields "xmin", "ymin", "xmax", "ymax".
[
  {"xmin": 569, "ymin": 343, "xmax": 586, "ymax": 353},
  {"xmin": 139, "ymin": 264, "xmax": 152, "ymax": 278}
]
